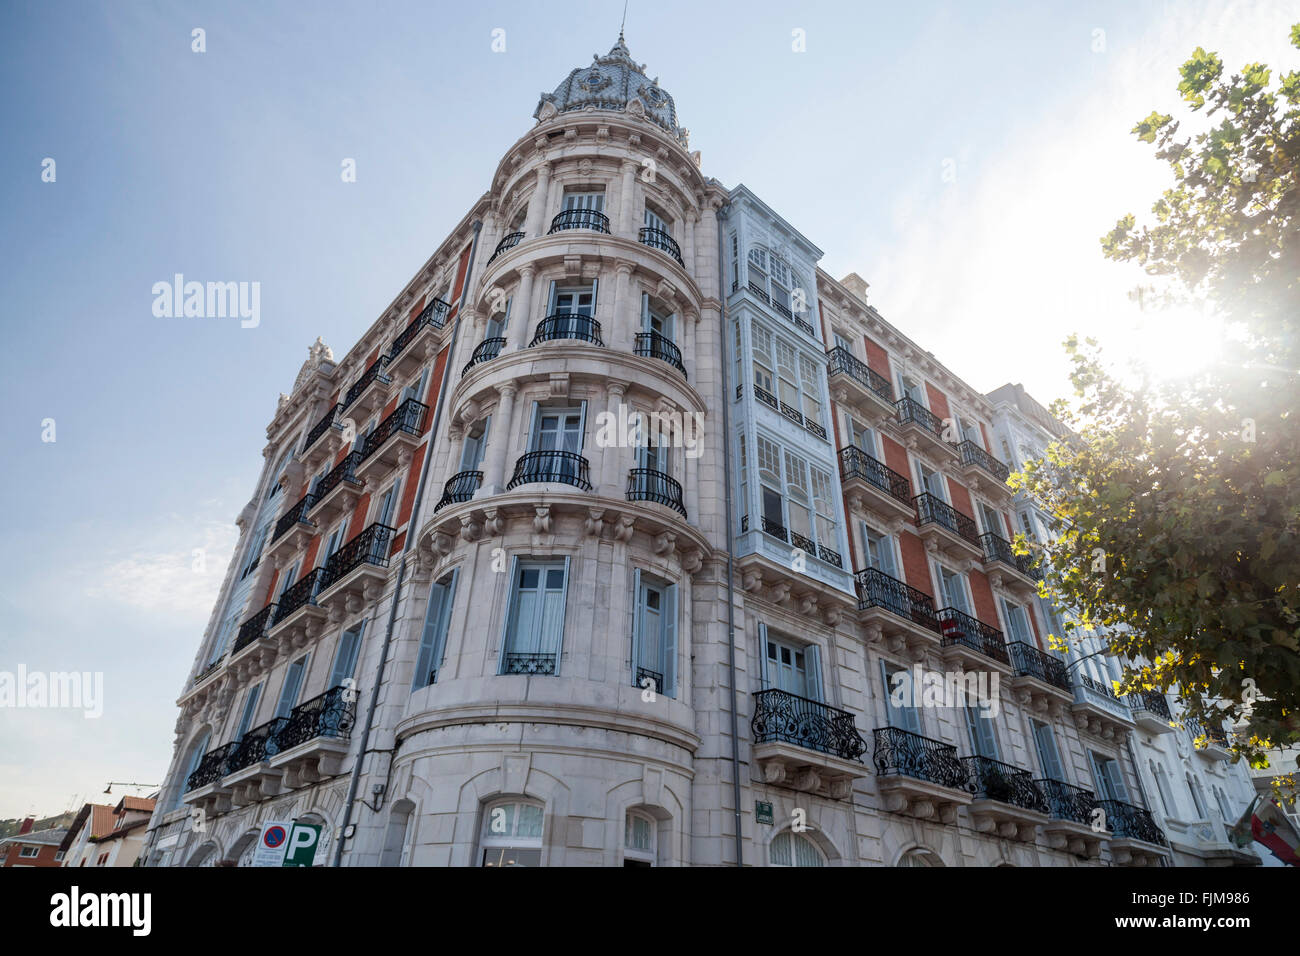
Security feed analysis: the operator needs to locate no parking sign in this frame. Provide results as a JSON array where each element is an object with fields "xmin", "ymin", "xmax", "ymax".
[
  {"xmin": 251, "ymin": 819, "xmax": 323, "ymax": 867},
  {"xmin": 251, "ymin": 821, "xmax": 291, "ymax": 867}
]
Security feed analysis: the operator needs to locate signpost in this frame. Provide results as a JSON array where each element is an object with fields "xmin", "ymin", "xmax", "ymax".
[
  {"xmin": 252, "ymin": 821, "xmax": 291, "ymax": 867},
  {"xmin": 282, "ymin": 822, "xmax": 322, "ymax": 867}
]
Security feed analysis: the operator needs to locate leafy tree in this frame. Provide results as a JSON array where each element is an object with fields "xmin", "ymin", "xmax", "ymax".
[{"xmin": 1018, "ymin": 25, "xmax": 1300, "ymax": 775}]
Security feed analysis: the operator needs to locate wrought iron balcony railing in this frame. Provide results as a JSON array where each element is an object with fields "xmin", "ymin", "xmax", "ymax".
[
  {"xmin": 638, "ymin": 226, "xmax": 683, "ymax": 265},
  {"xmin": 979, "ymin": 531, "xmax": 1041, "ymax": 580},
  {"xmin": 760, "ymin": 515, "xmax": 787, "ymax": 541},
  {"xmin": 635, "ymin": 666, "xmax": 664, "ymax": 694},
  {"xmin": 825, "ymin": 346, "xmax": 894, "ymax": 404},
  {"xmin": 963, "ymin": 755, "xmax": 1050, "ymax": 813},
  {"xmin": 1129, "ymin": 689, "xmax": 1172, "ymax": 721},
  {"xmin": 957, "ymin": 438, "xmax": 1011, "ymax": 482},
  {"xmin": 360, "ymin": 398, "xmax": 426, "ymax": 462},
  {"xmin": 340, "ymin": 356, "xmax": 390, "ymax": 411},
  {"xmin": 186, "ymin": 742, "xmax": 238, "ymax": 791},
  {"xmin": 274, "ymin": 684, "xmax": 357, "ymax": 752},
  {"xmin": 271, "ymin": 567, "xmax": 324, "ymax": 626},
  {"xmin": 1036, "ymin": 778, "xmax": 1099, "ymax": 825},
  {"xmin": 751, "ymin": 688, "xmax": 867, "ymax": 763},
  {"xmin": 233, "ymin": 603, "xmax": 277, "ymax": 654},
  {"xmin": 817, "ymin": 544, "xmax": 843, "ymax": 568},
  {"xmin": 486, "ymin": 231, "xmax": 525, "ymax": 265},
  {"xmin": 319, "ymin": 523, "xmax": 395, "ymax": 592},
  {"xmin": 462, "ymin": 336, "xmax": 506, "ymax": 376},
  {"xmin": 626, "ymin": 468, "xmax": 687, "ymax": 517},
  {"xmin": 548, "ymin": 208, "xmax": 610, "ymax": 234},
  {"xmin": 854, "ymin": 567, "xmax": 941, "ymax": 632},
  {"xmin": 1097, "ymin": 799, "xmax": 1169, "ymax": 846},
  {"xmin": 503, "ymin": 652, "xmax": 557, "ymax": 675},
  {"xmin": 914, "ymin": 492, "xmax": 981, "ymax": 545},
  {"xmin": 895, "ymin": 395, "xmax": 945, "ymax": 438},
  {"xmin": 839, "ymin": 446, "xmax": 912, "ymax": 504},
  {"xmin": 434, "ymin": 470, "xmax": 482, "ymax": 511},
  {"xmin": 529, "ymin": 313, "xmax": 603, "ymax": 347},
  {"xmin": 273, "ymin": 492, "xmax": 318, "ymax": 543},
  {"xmin": 938, "ymin": 606, "xmax": 1009, "ymax": 664},
  {"xmin": 192, "ymin": 660, "xmax": 222, "ymax": 687},
  {"xmin": 389, "ymin": 298, "xmax": 450, "ymax": 361},
  {"xmin": 747, "ymin": 279, "xmax": 769, "ymax": 303},
  {"xmin": 314, "ymin": 450, "xmax": 364, "ymax": 502},
  {"xmin": 1078, "ymin": 673, "xmax": 1118, "ymax": 700},
  {"xmin": 872, "ymin": 727, "xmax": 967, "ymax": 789},
  {"xmin": 226, "ymin": 717, "xmax": 288, "ymax": 773},
  {"xmin": 303, "ymin": 404, "xmax": 340, "ymax": 453},
  {"xmin": 507, "ymin": 450, "xmax": 592, "ymax": 491},
  {"xmin": 1007, "ymin": 641, "xmax": 1071, "ymax": 690},
  {"xmin": 634, "ymin": 330, "xmax": 686, "ymax": 376}
]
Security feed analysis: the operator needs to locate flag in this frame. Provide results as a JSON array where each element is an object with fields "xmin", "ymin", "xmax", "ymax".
[{"xmin": 1248, "ymin": 797, "xmax": 1300, "ymax": 866}]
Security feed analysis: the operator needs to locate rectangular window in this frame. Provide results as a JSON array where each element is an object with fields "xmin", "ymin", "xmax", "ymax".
[
  {"xmin": 978, "ymin": 502, "xmax": 1003, "ymax": 537},
  {"xmin": 275, "ymin": 654, "xmax": 309, "ymax": 719},
  {"xmin": 209, "ymin": 611, "xmax": 239, "ymax": 665},
  {"xmin": 562, "ymin": 190, "xmax": 605, "ymax": 212},
  {"xmin": 862, "ymin": 524, "xmax": 899, "ymax": 578},
  {"xmin": 917, "ymin": 460, "xmax": 946, "ymax": 501},
  {"xmin": 414, "ymin": 571, "xmax": 458, "ymax": 689},
  {"xmin": 632, "ymin": 571, "xmax": 678, "ymax": 698},
  {"xmin": 759, "ymin": 624, "xmax": 822, "ymax": 701},
  {"xmin": 965, "ymin": 705, "xmax": 999, "ymax": 759},
  {"xmin": 20, "ymin": 846, "xmax": 38, "ymax": 858},
  {"xmin": 501, "ymin": 559, "xmax": 569, "ymax": 672},
  {"xmin": 459, "ymin": 418, "xmax": 491, "ymax": 471},
  {"xmin": 881, "ymin": 661, "xmax": 922, "ymax": 735},
  {"xmin": 241, "ymin": 522, "xmax": 271, "ymax": 579},
  {"xmin": 329, "ymin": 622, "xmax": 365, "ymax": 689},
  {"xmin": 834, "ymin": 331, "xmax": 855, "ymax": 356},
  {"xmin": 375, "ymin": 480, "xmax": 401, "ymax": 528},
  {"xmin": 1001, "ymin": 599, "xmax": 1033, "ymax": 644},
  {"xmin": 1090, "ymin": 752, "xmax": 1130, "ymax": 802},
  {"xmin": 1032, "ymin": 720, "xmax": 1064, "ymax": 780},
  {"xmin": 938, "ymin": 565, "xmax": 969, "ymax": 613},
  {"xmin": 643, "ymin": 206, "xmax": 669, "ymax": 234},
  {"xmin": 235, "ymin": 684, "xmax": 262, "ymax": 740}
]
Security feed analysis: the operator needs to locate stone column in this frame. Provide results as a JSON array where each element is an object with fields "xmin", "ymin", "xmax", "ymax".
[
  {"xmin": 507, "ymin": 264, "xmax": 536, "ymax": 352},
  {"xmin": 683, "ymin": 211, "xmax": 697, "ymax": 277},
  {"xmin": 477, "ymin": 383, "xmax": 518, "ymax": 497},
  {"xmin": 698, "ymin": 202, "xmax": 720, "ymax": 300},
  {"xmin": 618, "ymin": 159, "xmax": 638, "ymax": 237},
  {"xmin": 601, "ymin": 383, "xmax": 628, "ymax": 497},
  {"xmin": 611, "ymin": 260, "xmax": 636, "ymax": 353},
  {"xmin": 524, "ymin": 163, "xmax": 552, "ymax": 237}
]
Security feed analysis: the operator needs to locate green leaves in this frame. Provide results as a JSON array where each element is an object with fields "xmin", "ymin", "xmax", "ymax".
[{"xmin": 1133, "ymin": 111, "xmax": 1173, "ymax": 142}]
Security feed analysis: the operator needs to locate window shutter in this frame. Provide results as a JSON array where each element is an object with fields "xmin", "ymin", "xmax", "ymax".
[
  {"xmin": 806, "ymin": 644, "xmax": 824, "ymax": 703},
  {"xmin": 498, "ymin": 556, "xmax": 521, "ymax": 671},
  {"xmin": 590, "ymin": 277, "xmax": 599, "ymax": 310},
  {"xmin": 662, "ymin": 582, "xmax": 677, "ymax": 698},
  {"xmin": 758, "ymin": 622, "xmax": 770, "ymax": 690},
  {"xmin": 630, "ymin": 568, "xmax": 643, "ymax": 686},
  {"xmin": 546, "ymin": 280, "xmax": 557, "ymax": 315},
  {"xmin": 641, "ymin": 292, "xmax": 651, "ymax": 331},
  {"xmin": 330, "ymin": 621, "xmax": 366, "ymax": 689}
]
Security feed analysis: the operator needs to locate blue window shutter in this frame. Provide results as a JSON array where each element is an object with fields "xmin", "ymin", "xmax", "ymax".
[{"xmin": 662, "ymin": 582, "xmax": 677, "ymax": 698}]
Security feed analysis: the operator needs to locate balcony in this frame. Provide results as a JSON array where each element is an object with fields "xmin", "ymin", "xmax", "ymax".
[
  {"xmin": 268, "ymin": 492, "xmax": 318, "ymax": 564},
  {"xmin": 634, "ymin": 330, "xmax": 686, "ymax": 377},
  {"xmin": 775, "ymin": 397, "xmax": 828, "ymax": 441},
  {"xmin": 957, "ymin": 438, "xmax": 1010, "ymax": 485},
  {"xmin": 1128, "ymin": 689, "xmax": 1175, "ymax": 735},
  {"xmin": 302, "ymin": 404, "xmax": 342, "ymax": 468},
  {"xmin": 317, "ymin": 522, "xmax": 394, "ymax": 614},
  {"xmin": 1006, "ymin": 641, "xmax": 1073, "ymax": 707},
  {"xmin": 223, "ymin": 717, "xmax": 288, "ymax": 806},
  {"xmin": 979, "ymin": 531, "xmax": 1041, "ymax": 595},
  {"xmin": 894, "ymin": 396, "xmax": 958, "ymax": 460},
  {"xmin": 231, "ymin": 603, "xmax": 277, "ymax": 659},
  {"xmin": 638, "ymin": 226, "xmax": 683, "ymax": 266},
  {"xmin": 268, "ymin": 685, "xmax": 357, "ymax": 788},
  {"xmin": 1070, "ymin": 673, "xmax": 1135, "ymax": 739},
  {"xmin": 434, "ymin": 470, "xmax": 482, "ymax": 512},
  {"xmin": 355, "ymin": 398, "xmax": 426, "ymax": 482},
  {"xmin": 854, "ymin": 568, "xmax": 942, "ymax": 655},
  {"xmin": 502, "ymin": 652, "xmax": 557, "ymax": 675},
  {"xmin": 1036, "ymin": 778, "xmax": 1105, "ymax": 857},
  {"xmin": 1098, "ymin": 799, "xmax": 1170, "ymax": 865},
  {"xmin": 507, "ymin": 450, "xmax": 592, "ymax": 492},
  {"xmin": 751, "ymin": 689, "xmax": 868, "ymax": 799},
  {"xmin": 308, "ymin": 451, "xmax": 364, "ymax": 527},
  {"xmin": 462, "ymin": 336, "xmax": 506, "ymax": 376},
  {"xmin": 963, "ymin": 755, "xmax": 1049, "ymax": 840},
  {"xmin": 1186, "ymin": 719, "xmax": 1233, "ymax": 761},
  {"xmin": 529, "ymin": 313, "xmax": 604, "ymax": 347},
  {"xmin": 872, "ymin": 727, "xmax": 970, "ymax": 820},
  {"xmin": 185, "ymin": 742, "xmax": 237, "ymax": 794},
  {"xmin": 268, "ymin": 567, "xmax": 326, "ymax": 640},
  {"xmin": 548, "ymin": 208, "xmax": 610, "ymax": 234},
  {"xmin": 825, "ymin": 347, "xmax": 896, "ymax": 424},
  {"xmin": 387, "ymin": 297, "xmax": 450, "ymax": 379},
  {"xmin": 339, "ymin": 355, "xmax": 393, "ymax": 421},
  {"xmin": 938, "ymin": 607, "xmax": 1010, "ymax": 669},
  {"xmin": 626, "ymin": 467, "xmax": 687, "ymax": 518},
  {"xmin": 487, "ymin": 230, "xmax": 525, "ymax": 265},
  {"xmin": 838, "ymin": 446, "xmax": 913, "ymax": 522},
  {"xmin": 913, "ymin": 492, "xmax": 983, "ymax": 561}
]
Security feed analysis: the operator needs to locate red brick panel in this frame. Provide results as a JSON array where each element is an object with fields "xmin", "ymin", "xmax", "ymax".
[
  {"xmin": 863, "ymin": 336, "xmax": 892, "ymax": 383},
  {"xmin": 880, "ymin": 435, "xmax": 912, "ymax": 493},
  {"xmin": 924, "ymin": 382, "xmax": 951, "ymax": 426},
  {"xmin": 898, "ymin": 530, "xmax": 932, "ymax": 597},
  {"xmin": 979, "ymin": 420, "xmax": 992, "ymax": 454},
  {"xmin": 347, "ymin": 492, "xmax": 372, "ymax": 538},
  {"xmin": 395, "ymin": 441, "xmax": 427, "ymax": 528},
  {"xmin": 946, "ymin": 478, "xmax": 974, "ymax": 520},
  {"xmin": 968, "ymin": 568, "xmax": 999, "ymax": 629},
  {"xmin": 263, "ymin": 570, "xmax": 280, "ymax": 607}
]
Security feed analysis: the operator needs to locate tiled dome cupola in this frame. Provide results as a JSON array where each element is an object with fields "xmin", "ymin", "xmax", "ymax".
[{"xmin": 533, "ymin": 34, "xmax": 689, "ymax": 147}]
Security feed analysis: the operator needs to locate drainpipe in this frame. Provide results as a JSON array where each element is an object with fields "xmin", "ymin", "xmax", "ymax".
[
  {"xmin": 715, "ymin": 201, "xmax": 743, "ymax": 867},
  {"xmin": 332, "ymin": 219, "xmax": 483, "ymax": 866}
]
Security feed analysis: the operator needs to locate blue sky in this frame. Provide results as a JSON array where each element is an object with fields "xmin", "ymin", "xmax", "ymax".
[{"xmin": 0, "ymin": 0, "xmax": 1294, "ymax": 817}]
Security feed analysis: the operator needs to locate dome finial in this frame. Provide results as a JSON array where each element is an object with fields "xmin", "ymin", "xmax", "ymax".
[{"xmin": 619, "ymin": 0, "xmax": 628, "ymax": 43}]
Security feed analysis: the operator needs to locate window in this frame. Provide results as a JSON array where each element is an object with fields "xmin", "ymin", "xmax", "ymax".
[
  {"xmin": 728, "ymin": 231, "xmax": 739, "ymax": 291},
  {"xmin": 208, "ymin": 611, "xmax": 239, "ymax": 665},
  {"xmin": 752, "ymin": 433, "xmax": 839, "ymax": 559},
  {"xmin": 413, "ymin": 571, "xmax": 457, "ymax": 689},
  {"xmin": 833, "ymin": 331, "xmax": 856, "ymax": 356},
  {"xmin": 897, "ymin": 848, "xmax": 942, "ymax": 867},
  {"xmin": 274, "ymin": 654, "xmax": 309, "ymax": 719},
  {"xmin": 1090, "ymin": 752, "xmax": 1130, "ymax": 802},
  {"xmin": 937, "ymin": 564, "xmax": 969, "ymax": 614},
  {"xmin": 529, "ymin": 405, "xmax": 584, "ymax": 454},
  {"xmin": 978, "ymin": 502, "xmax": 1003, "ymax": 538},
  {"xmin": 759, "ymin": 624, "xmax": 822, "ymax": 701},
  {"xmin": 1032, "ymin": 720, "xmax": 1064, "ymax": 780},
  {"xmin": 1186, "ymin": 773, "xmax": 1207, "ymax": 818},
  {"xmin": 770, "ymin": 831, "xmax": 825, "ymax": 867},
  {"xmin": 1001, "ymin": 599, "xmax": 1034, "ymax": 644},
  {"xmin": 459, "ymin": 418, "xmax": 491, "ymax": 472},
  {"xmin": 172, "ymin": 731, "xmax": 210, "ymax": 810},
  {"xmin": 240, "ymin": 521, "xmax": 271, "ymax": 579},
  {"xmin": 624, "ymin": 811, "xmax": 656, "ymax": 867},
  {"xmin": 562, "ymin": 189, "xmax": 605, "ymax": 213},
  {"xmin": 484, "ymin": 297, "xmax": 511, "ymax": 341},
  {"xmin": 965, "ymin": 705, "xmax": 999, "ymax": 759},
  {"xmin": 958, "ymin": 416, "xmax": 981, "ymax": 445},
  {"xmin": 643, "ymin": 204, "xmax": 670, "ymax": 236},
  {"xmin": 401, "ymin": 367, "xmax": 430, "ymax": 406},
  {"xmin": 900, "ymin": 374, "xmax": 925, "ymax": 405},
  {"xmin": 320, "ymin": 527, "xmax": 345, "ymax": 568},
  {"xmin": 640, "ymin": 292, "xmax": 675, "ymax": 342},
  {"xmin": 374, "ymin": 480, "xmax": 401, "ymax": 528},
  {"xmin": 279, "ymin": 561, "xmax": 301, "ymax": 596},
  {"xmin": 54, "ymin": 850, "xmax": 65, "ymax": 862},
  {"xmin": 632, "ymin": 572, "xmax": 677, "ymax": 697},
  {"xmin": 1150, "ymin": 760, "xmax": 1174, "ymax": 815},
  {"xmin": 749, "ymin": 323, "xmax": 823, "ymax": 426},
  {"xmin": 916, "ymin": 460, "xmax": 946, "ymax": 501},
  {"xmin": 19, "ymin": 846, "xmax": 38, "ymax": 858},
  {"xmin": 881, "ymin": 661, "xmax": 922, "ymax": 735},
  {"xmin": 501, "ymin": 559, "xmax": 569, "ymax": 673},
  {"xmin": 862, "ymin": 524, "xmax": 899, "ymax": 579},
  {"xmin": 847, "ymin": 417, "xmax": 877, "ymax": 457},
  {"xmin": 548, "ymin": 281, "xmax": 596, "ymax": 318},
  {"xmin": 1018, "ymin": 510, "xmax": 1037, "ymax": 540},
  {"xmin": 235, "ymin": 684, "xmax": 262, "ymax": 740},
  {"xmin": 328, "ymin": 623, "xmax": 364, "ymax": 689},
  {"xmin": 480, "ymin": 800, "xmax": 544, "ymax": 867}
]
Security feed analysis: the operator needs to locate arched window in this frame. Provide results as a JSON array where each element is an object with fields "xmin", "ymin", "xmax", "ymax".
[
  {"xmin": 479, "ymin": 800, "xmax": 544, "ymax": 867},
  {"xmin": 769, "ymin": 831, "xmax": 825, "ymax": 867},
  {"xmin": 1150, "ymin": 760, "xmax": 1174, "ymax": 816},
  {"xmin": 1186, "ymin": 773, "xmax": 1207, "ymax": 818},
  {"xmin": 380, "ymin": 800, "xmax": 416, "ymax": 867},
  {"xmin": 623, "ymin": 810, "xmax": 657, "ymax": 867},
  {"xmin": 170, "ymin": 731, "xmax": 210, "ymax": 810}
]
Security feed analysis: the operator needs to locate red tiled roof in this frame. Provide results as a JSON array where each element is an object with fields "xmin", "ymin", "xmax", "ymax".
[
  {"xmin": 89, "ymin": 805, "xmax": 117, "ymax": 838},
  {"xmin": 115, "ymin": 796, "xmax": 156, "ymax": 814}
]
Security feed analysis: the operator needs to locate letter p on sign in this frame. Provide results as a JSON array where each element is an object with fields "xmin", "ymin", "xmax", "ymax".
[{"xmin": 283, "ymin": 823, "xmax": 322, "ymax": 867}]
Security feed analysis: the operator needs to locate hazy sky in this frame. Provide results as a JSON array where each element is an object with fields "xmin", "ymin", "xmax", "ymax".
[{"xmin": 1, "ymin": 0, "xmax": 1295, "ymax": 818}]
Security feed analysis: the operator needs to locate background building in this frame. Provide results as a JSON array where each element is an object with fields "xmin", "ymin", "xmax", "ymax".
[{"xmin": 0, "ymin": 819, "xmax": 68, "ymax": 867}]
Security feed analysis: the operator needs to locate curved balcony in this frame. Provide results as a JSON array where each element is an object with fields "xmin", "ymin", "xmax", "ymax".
[
  {"xmin": 529, "ymin": 313, "xmax": 603, "ymax": 347},
  {"xmin": 634, "ymin": 330, "xmax": 685, "ymax": 376},
  {"xmin": 938, "ymin": 607, "xmax": 1009, "ymax": 667},
  {"xmin": 872, "ymin": 727, "xmax": 971, "ymax": 820},
  {"xmin": 638, "ymin": 226, "xmax": 683, "ymax": 265},
  {"xmin": 507, "ymin": 450, "xmax": 592, "ymax": 491},
  {"xmin": 435, "ymin": 470, "xmax": 483, "ymax": 512},
  {"xmin": 751, "ymin": 688, "xmax": 868, "ymax": 798},
  {"xmin": 548, "ymin": 208, "xmax": 610, "ymax": 234},
  {"xmin": 626, "ymin": 467, "xmax": 686, "ymax": 517},
  {"xmin": 486, "ymin": 231, "xmax": 525, "ymax": 265},
  {"xmin": 462, "ymin": 337, "xmax": 506, "ymax": 376},
  {"xmin": 356, "ymin": 397, "xmax": 426, "ymax": 482}
]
